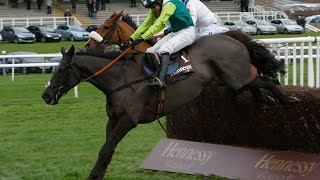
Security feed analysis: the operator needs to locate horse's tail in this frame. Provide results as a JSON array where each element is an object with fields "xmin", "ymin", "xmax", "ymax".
[{"xmin": 223, "ymin": 30, "xmax": 285, "ymax": 79}]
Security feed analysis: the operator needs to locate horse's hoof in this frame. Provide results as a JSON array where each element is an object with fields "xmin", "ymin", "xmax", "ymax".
[
  {"xmin": 288, "ymin": 96, "xmax": 300, "ymax": 104},
  {"xmin": 262, "ymin": 95, "xmax": 276, "ymax": 105}
]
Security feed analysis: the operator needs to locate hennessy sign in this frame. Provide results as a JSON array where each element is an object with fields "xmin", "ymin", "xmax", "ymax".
[{"xmin": 141, "ymin": 138, "xmax": 320, "ymax": 179}]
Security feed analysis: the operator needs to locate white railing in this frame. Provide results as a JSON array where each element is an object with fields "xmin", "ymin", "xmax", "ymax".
[
  {"xmin": 0, "ymin": 53, "xmax": 79, "ymax": 97},
  {"xmin": 305, "ymin": 24, "xmax": 320, "ymax": 32},
  {"xmin": 0, "ymin": 16, "xmax": 82, "ymax": 29},
  {"xmin": 130, "ymin": 14, "xmax": 148, "ymax": 26},
  {"xmin": 260, "ymin": 36, "xmax": 320, "ymax": 88},
  {"xmin": 0, "ymin": 53, "xmax": 61, "ymax": 81}
]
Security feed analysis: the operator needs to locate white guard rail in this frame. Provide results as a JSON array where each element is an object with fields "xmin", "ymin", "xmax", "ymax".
[
  {"xmin": 0, "ymin": 16, "xmax": 82, "ymax": 29},
  {"xmin": 260, "ymin": 36, "xmax": 320, "ymax": 88},
  {"xmin": 0, "ymin": 53, "xmax": 79, "ymax": 97}
]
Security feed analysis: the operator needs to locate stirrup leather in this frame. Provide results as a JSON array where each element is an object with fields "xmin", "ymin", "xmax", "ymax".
[{"xmin": 148, "ymin": 77, "xmax": 165, "ymax": 88}]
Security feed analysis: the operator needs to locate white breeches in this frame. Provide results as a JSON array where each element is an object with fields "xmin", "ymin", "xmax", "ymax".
[
  {"xmin": 146, "ymin": 26, "xmax": 196, "ymax": 55},
  {"xmin": 197, "ymin": 23, "xmax": 220, "ymax": 37}
]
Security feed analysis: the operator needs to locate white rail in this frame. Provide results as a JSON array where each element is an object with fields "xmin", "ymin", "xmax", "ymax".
[
  {"xmin": 259, "ymin": 36, "xmax": 320, "ymax": 88},
  {"xmin": 0, "ymin": 53, "xmax": 62, "ymax": 81},
  {"xmin": 0, "ymin": 16, "xmax": 82, "ymax": 29},
  {"xmin": 0, "ymin": 53, "xmax": 79, "ymax": 97}
]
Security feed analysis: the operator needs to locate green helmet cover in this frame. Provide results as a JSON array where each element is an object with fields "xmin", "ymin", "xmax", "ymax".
[{"xmin": 141, "ymin": 0, "xmax": 157, "ymax": 8}]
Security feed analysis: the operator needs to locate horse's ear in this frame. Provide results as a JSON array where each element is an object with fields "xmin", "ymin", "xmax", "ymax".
[
  {"xmin": 61, "ymin": 47, "xmax": 66, "ymax": 56},
  {"xmin": 110, "ymin": 11, "xmax": 116, "ymax": 18},
  {"xmin": 65, "ymin": 45, "xmax": 75, "ymax": 63},
  {"xmin": 113, "ymin": 12, "xmax": 122, "ymax": 21}
]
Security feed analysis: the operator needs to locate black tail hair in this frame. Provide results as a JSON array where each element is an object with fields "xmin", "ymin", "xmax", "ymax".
[{"xmin": 223, "ymin": 30, "xmax": 285, "ymax": 79}]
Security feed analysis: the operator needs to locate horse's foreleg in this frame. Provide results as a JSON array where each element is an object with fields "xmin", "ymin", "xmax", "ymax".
[
  {"xmin": 248, "ymin": 76, "xmax": 297, "ymax": 105},
  {"xmin": 249, "ymin": 86, "xmax": 276, "ymax": 105},
  {"xmin": 88, "ymin": 117, "xmax": 136, "ymax": 180}
]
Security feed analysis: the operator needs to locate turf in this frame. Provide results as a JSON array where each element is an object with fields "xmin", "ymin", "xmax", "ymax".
[{"xmin": 0, "ymin": 74, "xmax": 227, "ymax": 179}]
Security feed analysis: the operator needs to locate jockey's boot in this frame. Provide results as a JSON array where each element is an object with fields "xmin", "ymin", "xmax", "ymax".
[{"xmin": 148, "ymin": 52, "xmax": 170, "ymax": 88}]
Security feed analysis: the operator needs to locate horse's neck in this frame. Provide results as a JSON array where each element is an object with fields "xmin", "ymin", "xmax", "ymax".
[
  {"xmin": 119, "ymin": 21, "xmax": 151, "ymax": 52},
  {"xmin": 74, "ymin": 55, "xmax": 146, "ymax": 94}
]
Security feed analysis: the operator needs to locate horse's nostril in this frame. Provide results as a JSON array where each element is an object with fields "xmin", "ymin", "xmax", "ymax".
[{"xmin": 42, "ymin": 93, "xmax": 49, "ymax": 100}]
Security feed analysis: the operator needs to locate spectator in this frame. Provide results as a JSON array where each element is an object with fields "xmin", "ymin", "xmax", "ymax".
[
  {"xmin": 46, "ymin": 0, "xmax": 53, "ymax": 14},
  {"xmin": 92, "ymin": 0, "xmax": 97, "ymax": 19},
  {"xmin": 64, "ymin": 9, "xmax": 72, "ymax": 25},
  {"xmin": 96, "ymin": 0, "xmax": 100, "ymax": 11},
  {"xmin": 130, "ymin": 0, "xmax": 136, "ymax": 7},
  {"xmin": 240, "ymin": 0, "xmax": 249, "ymax": 12},
  {"xmin": 301, "ymin": 15, "xmax": 306, "ymax": 32},
  {"xmin": 87, "ymin": 0, "xmax": 93, "ymax": 17},
  {"xmin": 26, "ymin": 0, "xmax": 31, "ymax": 10},
  {"xmin": 296, "ymin": 16, "xmax": 302, "ymax": 26},
  {"xmin": 12, "ymin": 0, "xmax": 18, "ymax": 8},
  {"xmin": 101, "ymin": 0, "xmax": 106, "ymax": 10},
  {"xmin": 71, "ymin": 0, "xmax": 77, "ymax": 14},
  {"xmin": 37, "ymin": 0, "xmax": 43, "ymax": 10}
]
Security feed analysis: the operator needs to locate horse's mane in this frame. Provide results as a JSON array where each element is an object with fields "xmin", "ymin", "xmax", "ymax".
[
  {"xmin": 122, "ymin": 14, "xmax": 157, "ymax": 46},
  {"xmin": 122, "ymin": 14, "xmax": 137, "ymax": 30},
  {"xmin": 76, "ymin": 45, "xmax": 122, "ymax": 59}
]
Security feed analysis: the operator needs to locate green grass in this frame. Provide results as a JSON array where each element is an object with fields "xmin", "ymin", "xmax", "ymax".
[
  {"xmin": 0, "ymin": 75, "xmax": 225, "ymax": 179},
  {"xmin": 0, "ymin": 41, "xmax": 85, "ymax": 54}
]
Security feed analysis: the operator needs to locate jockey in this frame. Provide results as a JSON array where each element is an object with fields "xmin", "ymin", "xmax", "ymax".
[
  {"xmin": 126, "ymin": 0, "xmax": 196, "ymax": 88},
  {"xmin": 181, "ymin": 0, "xmax": 220, "ymax": 37}
]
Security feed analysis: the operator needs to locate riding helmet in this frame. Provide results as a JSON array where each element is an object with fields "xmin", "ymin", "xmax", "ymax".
[{"xmin": 141, "ymin": 0, "xmax": 157, "ymax": 8}]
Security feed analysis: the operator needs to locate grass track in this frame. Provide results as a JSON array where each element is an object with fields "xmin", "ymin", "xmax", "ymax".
[{"xmin": 0, "ymin": 74, "xmax": 227, "ymax": 179}]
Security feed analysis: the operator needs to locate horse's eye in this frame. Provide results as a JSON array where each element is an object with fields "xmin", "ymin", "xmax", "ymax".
[
  {"xmin": 59, "ymin": 68, "xmax": 66, "ymax": 72},
  {"xmin": 104, "ymin": 26, "xmax": 109, "ymax": 29}
]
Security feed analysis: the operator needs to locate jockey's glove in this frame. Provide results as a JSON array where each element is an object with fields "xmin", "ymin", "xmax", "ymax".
[
  {"xmin": 164, "ymin": 28, "xmax": 171, "ymax": 35},
  {"xmin": 126, "ymin": 37, "xmax": 133, "ymax": 45},
  {"xmin": 123, "ymin": 37, "xmax": 133, "ymax": 49},
  {"xmin": 131, "ymin": 37, "xmax": 144, "ymax": 48}
]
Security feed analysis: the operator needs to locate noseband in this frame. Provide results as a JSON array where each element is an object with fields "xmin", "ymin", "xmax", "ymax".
[{"xmin": 53, "ymin": 63, "xmax": 81, "ymax": 101}]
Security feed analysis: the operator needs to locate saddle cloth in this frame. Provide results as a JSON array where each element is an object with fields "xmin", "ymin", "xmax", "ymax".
[{"xmin": 142, "ymin": 51, "xmax": 194, "ymax": 84}]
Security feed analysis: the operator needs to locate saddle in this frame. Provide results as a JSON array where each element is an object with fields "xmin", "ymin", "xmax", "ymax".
[{"xmin": 142, "ymin": 51, "xmax": 194, "ymax": 85}]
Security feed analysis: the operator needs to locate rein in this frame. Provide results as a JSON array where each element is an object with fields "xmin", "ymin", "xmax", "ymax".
[
  {"xmin": 81, "ymin": 47, "xmax": 132, "ymax": 82},
  {"xmin": 81, "ymin": 32, "xmax": 165, "ymax": 83}
]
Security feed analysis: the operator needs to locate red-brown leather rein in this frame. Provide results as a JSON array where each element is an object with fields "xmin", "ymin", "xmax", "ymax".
[
  {"xmin": 81, "ymin": 34, "xmax": 165, "ymax": 82},
  {"xmin": 81, "ymin": 47, "xmax": 132, "ymax": 82}
]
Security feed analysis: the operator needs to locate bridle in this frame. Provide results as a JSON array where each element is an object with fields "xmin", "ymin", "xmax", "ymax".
[
  {"xmin": 98, "ymin": 20, "xmax": 122, "ymax": 47},
  {"xmin": 53, "ymin": 63, "xmax": 80, "ymax": 101}
]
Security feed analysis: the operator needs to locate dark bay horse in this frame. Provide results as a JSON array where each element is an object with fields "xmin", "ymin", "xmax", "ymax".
[{"xmin": 42, "ymin": 37, "xmax": 295, "ymax": 179}]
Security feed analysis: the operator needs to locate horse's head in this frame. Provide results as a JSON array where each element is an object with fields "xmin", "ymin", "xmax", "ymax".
[
  {"xmin": 42, "ymin": 45, "xmax": 80, "ymax": 105},
  {"xmin": 85, "ymin": 11, "xmax": 128, "ymax": 48}
]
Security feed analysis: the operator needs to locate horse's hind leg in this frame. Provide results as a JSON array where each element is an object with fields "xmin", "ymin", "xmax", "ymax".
[
  {"xmin": 247, "ymin": 76, "xmax": 297, "ymax": 105},
  {"xmin": 88, "ymin": 116, "xmax": 137, "ymax": 180}
]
